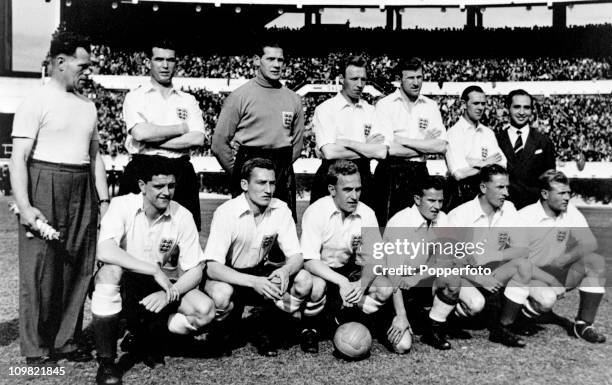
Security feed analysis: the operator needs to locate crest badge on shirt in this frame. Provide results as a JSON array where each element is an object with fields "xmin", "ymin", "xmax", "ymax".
[
  {"xmin": 418, "ymin": 118, "xmax": 429, "ymax": 131},
  {"xmin": 556, "ymin": 230, "xmax": 568, "ymax": 242},
  {"xmin": 281, "ymin": 111, "xmax": 294, "ymax": 129},
  {"xmin": 481, "ymin": 147, "xmax": 489, "ymax": 160},
  {"xmin": 159, "ymin": 238, "xmax": 175, "ymax": 254},
  {"xmin": 363, "ymin": 124, "xmax": 372, "ymax": 137},
  {"xmin": 350, "ymin": 234, "xmax": 363, "ymax": 253},
  {"xmin": 176, "ymin": 107, "xmax": 189, "ymax": 121},
  {"xmin": 497, "ymin": 231, "xmax": 509, "ymax": 248}
]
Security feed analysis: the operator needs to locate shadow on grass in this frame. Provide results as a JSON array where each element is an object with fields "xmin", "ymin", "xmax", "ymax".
[{"xmin": 0, "ymin": 318, "xmax": 18, "ymax": 346}]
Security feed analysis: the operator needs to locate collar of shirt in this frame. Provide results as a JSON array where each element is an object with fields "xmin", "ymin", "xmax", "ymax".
[
  {"xmin": 235, "ymin": 193, "xmax": 282, "ymax": 218},
  {"xmin": 321, "ymin": 195, "xmax": 365, "ymax": 221},
  {"xmin": 393, "ymin": 88, "xmax": 427, "ymax": 107},
  {"xmin": 135, "ymin": 193, "xmax": 173, "ymax": 223},
  {"xmin": 333, "ymin": 92, "xmax": 365, "ymax": 110},
  {"xmin": 468, "ymin": 195, "xmax": 506, "ymax": 224},
  {"xmin": 459, "ymin": 116, "xmax": 486, "ymax": 132},
  {"xmin": 533, "ymin": 200, "xmax": 565, "ymax": 223},
  {"xmin": 408, "ymin": 204, "xmax": 433, "ymax": 229},
  {"xmin": 507, "ymin": 124, "xmax": 530, "ymax": 140},
  {"xmin": 254, "ymin": 71, "xmax": 282, "ymax": 89},
  {"xmin": 144, "ymin": 79, "xmax": 179, "ymax": 96}
]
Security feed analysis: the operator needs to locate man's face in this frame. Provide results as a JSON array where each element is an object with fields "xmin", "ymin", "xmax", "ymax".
[
  {"xmin": 509, "ymin": 94, "xmax": 533, "ymax": 128},
  {"xmin": 543, "ymin": 182, "xmax": 570, "ymax": 213},
  {"xmin": 139, "ymin": 174, "xmax": 176, "ymax": 212},
  {"xmin": 414, "ymin": 188, "xmax": 444, "ymax": 222},
  {"xmin": 242, "ymin": 167, "xmax": 276, "ymax": 209},
  {"xmin": 330, "ymin": 173, "xmax": 361, "ymax": 215},
  {"xmin": 256, "ymin": 46, "xmax": 284, "ymax": 82},
  {"xmin": 465, "ymin": 91, "xmax": 486, "ymax": 123},
  {"xmin": 150, "ymin": 47, "xmax": 177, "ymax": 85},
  {"xmin": 400, "ymin": 69, "xmax": 423, "ymax": 100},
  {"xmin": 481, "ymin": 174, "xmax": 509, "ymax": 210},
  {"xmin": 342, "ymin": 65, "xmax": 367, "ymax": 101},
  {"xmin": 60, "ymin": 47, "xmax": 91, "ymax": 91}
]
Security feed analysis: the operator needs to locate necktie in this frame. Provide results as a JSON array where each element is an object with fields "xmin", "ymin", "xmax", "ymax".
[{"xmin": 513, "ymin": 130, "xmax": 523, "ymax": 154}]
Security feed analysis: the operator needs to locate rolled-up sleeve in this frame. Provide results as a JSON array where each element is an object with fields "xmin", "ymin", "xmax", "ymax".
[
  {"xmin": 277, "ymin": 207, "xmax": 302, "ymax": 257},
  {"xmin": 122, "ymin": 91, "xmax": 145, "ymax": 133},
  {"xmin": 300, "ymin": 207, "xmax": 322, "ymax": 261},
  {"xmin": 185, "ymin": 94, "xmax": 205, "ymax": 134},
  {"xmin": 176, "ymin": 210, "xmax": 206, "ymax": 271},
  {"xmin": 98, "ymin": 199, "xmax": 126, "ymax": 246},
  {"xmin": 202, "ymin": 209, "xmax": 232, "ymax": 265}
]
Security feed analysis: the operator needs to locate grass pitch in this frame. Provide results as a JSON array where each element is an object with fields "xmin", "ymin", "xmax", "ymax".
[{"xmin": 0, "ymin": 197, "xmax": 610, "ymax": 385}]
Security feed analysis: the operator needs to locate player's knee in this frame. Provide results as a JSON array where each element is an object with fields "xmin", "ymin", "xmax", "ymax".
[
  {"xmin": 531, "ymin": 289, "xmax": 557, "ymax": 313},
  {"xmin": 393, "ymin": 331, "xmax": 413, "ymax": 354},
  {"xmin": 95, "ymin": 264, "xmax": 123, "ymax": 285},
  {"xmin": 292, "ymin": 270, "xmax": 313, "ymax": 298},
  {"xmin": 583, "ymin": 253, "xmax": 606, "ymax": 275},
  {"xmin": 373, "ymin": 277, "xmax": 393, "ymax": 302},
  {"xmin": 462, "ymin": 292, "xmax": 485, "ymax": 315},
  {"xmin": 310, "ymin": 276, "xmax": 327, "ymax": 302},
  {"xmin": 210, "ymin": 282, "xmax": 234, "ymax": 311},
  {"xmin": 191, "ymin": 297, "xmax": 216, "ymax": 328},
  {"xmin": 514, "ymin": 258, "xmax": 533, "ymax": 284}
]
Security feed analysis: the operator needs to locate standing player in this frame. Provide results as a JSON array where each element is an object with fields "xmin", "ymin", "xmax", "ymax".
[
  {"xmin": 120, "ymin": 39, "xmax": 205, "ymax": 230},
  {"xmin": 310, "ymin": 55, "xmax": 387, "ymax": 205},
  {"xmin": 203, "ymin": 158, "xmax": 319, "ymax": 357},
  {"xmin": 302, "ymin": 160, "xmax": 393, "ymax": 353},
  {"xmin": 10, "ymin": 31, "xmax": 109, "ymax": 364},
  {"xmin": 445, "ymin": 85, "xmax": 506, "ymax": 211},
  {"xmin": 370, "ymin": 57, "xmax": 447, "ymax": 225},
  {"xmin": 446, "ymin": 165, "xmax": 537, "ymax": 348},
  {"xmin": 496, "ymin": 89, "xmax": 555, "ymax": 209},
  {"xmin": 212, "ymin": 42, "xmax": 304, "ymax": 219},
  {"xmin": 92, "ymin": 158, "xmax": 214, "ymax": 385},
  {"xmin": 518, "ymin": 170, "xmax": 606, "ymax": 343}
]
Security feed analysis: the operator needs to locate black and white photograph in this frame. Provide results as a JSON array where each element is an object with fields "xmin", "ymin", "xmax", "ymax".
[{"xmin": 0, "ymin": 0, "xmax": 611, "ymax": 384}]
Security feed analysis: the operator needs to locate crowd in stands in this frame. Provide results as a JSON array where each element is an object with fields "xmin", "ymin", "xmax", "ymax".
[
  {"xmin": 89, "ymin": 83, "xmax": 612, "ymax": 161},
  {"xmin": 90, "ymin": 45, "xmax": 611, "ymax": 84}
]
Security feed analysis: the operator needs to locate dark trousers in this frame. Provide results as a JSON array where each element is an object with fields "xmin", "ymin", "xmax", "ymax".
[
  {"xmin": 444, "ymin": 174, "xmax": 480, "ymax": 212},
  {"xmin": 19, "ymin": 160, "xmax": 97, "ymax": 357},
  {"xmin": 231, "ymin": 146, "xmax": 296, "ymax": 220},
  {"xmin": 310, "ymin": 159, "xmax": 374, "ymax": 206},
  {"xmin": 372, "ymin": 159, "xmax": 429, "ymax": 226},
  {"xmin": 119, "ymin": 154, "xmax": 201, "ymax": 230}
]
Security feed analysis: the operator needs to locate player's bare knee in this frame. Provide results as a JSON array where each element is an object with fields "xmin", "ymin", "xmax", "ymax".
[
  {"xmin": 210, "ymin": 282, "xmax": 234, "ymax": 310},
  {"xmin": 310, "ymin": 276, "xmax": 327, "ymax": 302},
  {"xmin": 291, "ymin": 270, "xmax": 313, "ymax": 298},
  {"xmin": 95, "ymin": 264, "xmax": 123, "ymax": 285},
  {"xmin": 374, "ymin": 281, "xmax": 393, "ymax": 302},
  {"xmin": 463, "ymin": 293, "xmax": 485, "ymax": 315},
  {"xmin": 393, "ymin": 331, "xmax": 413, "ymax": 354},
  {"xmin": 515, "ymin": 258, "xmax": 533, "ymax": 284},
  {"xmin": 583, "ymin": 253, "xmax": 606, "ymax": 275},
  {"xmin": 191, "ymin": 297, "xmax": 216, "ymax": 327},
  {"xmin": 531, "ymin": 290, "xmax": 557, "ymax": 312}
]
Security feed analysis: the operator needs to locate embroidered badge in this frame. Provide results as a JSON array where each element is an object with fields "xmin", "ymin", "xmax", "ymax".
[
  {"xmin": 350, "ymin": 234, "xmax": 363, "ymax": 252},
  {"xmin": 418, "ymin": 118, "xmax": 429, "ymax": 131},
  {"xmin": 481, "ymin": 147, "xmax": 488, "ymax": 160},
  {"xmin": 557, "ymin": 230, "xmax": 568, "ymax": 242},
  {"xmin": 281, "ymin": 111, "xmax": 294, "ymax": 128},
  {"xmin": 497, "ymin": 232, "xmax": 509, "ymax": 248},
  {"xmin": 176, "ymin": 107, "xmax": 188, "ymax": 121},
  {"xmin": 159, "ymin": 238, "xmax": 175, "ymax": 254},
  {"xmin": 364, "ymin": 124, "xmax": 372, "ymax": 137}
]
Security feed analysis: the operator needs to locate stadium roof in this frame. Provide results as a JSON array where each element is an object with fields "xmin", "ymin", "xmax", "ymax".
[{"xmin": 133, "ymin": 0, "xmax": 601, "ymax": 7}]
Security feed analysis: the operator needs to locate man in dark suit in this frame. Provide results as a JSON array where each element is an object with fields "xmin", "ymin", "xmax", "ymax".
[{"xmin": 496, "ymin": 89, "xmax": 556, "ymax": 209}]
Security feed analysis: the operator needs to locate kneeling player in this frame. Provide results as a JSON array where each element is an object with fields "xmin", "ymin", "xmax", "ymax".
[
  {"xmin": 302, "ymin": 160, "xmax": 393, "ymax": 354},
  {"xmin": 203, "ymin": 158, "xmax": 318, "ymax": 357},
  {"xmin": 92, "ymin": 158, "xmax": 214, "ymax": 385},
  {"xmin": 518, "ymin": 170, "xmax": 606, "ymax": 343}
]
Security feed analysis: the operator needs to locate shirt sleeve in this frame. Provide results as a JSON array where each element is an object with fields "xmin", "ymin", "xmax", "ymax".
[
  {"xmin": 185, "ymin": 94, "xmax": 205, "ymax": 134},
  {"xmin": 371, "ymin": 99, "xmax": 394, "ymax": 147},
  {"xmin": 313, "ymin": 103, "xmax": 337, "ymax": 150},
  {"xmin": 98, "ymin": 198, "xmax": 126, "ymax": 245},
  {"xmin": 445, "ymin": 126, "xmax": 470, "ymax": 176},
  {"xmin": 202, "ymin": 207, "xmax": 233, "ymax": 265},
  {"xmin": 122, "ymin": 91, "xmax": 146, "ymax": 133},
  {"xmin": 430, "ymin": 103, "xmax": 447, "ymax": 141},
  {"xmin": 176, "ymin": 209, "xmax": 205, "ymax": 271},
  {"xmin": 300, "ymin": 206, "xmax": 323, "ymax": 261},
  {"xmin": 291, "ymin": 95, "xmax": 305, "ymax": 161},
  {"xmin": 211, "ymin": 92, "xmax": 241, "ymax": 171},
  {"xmin": 11, "ymin": 94, "xmax": 43, "ymax": 139},
  {"xmin": 276, "ymin": 207, "xmax": 302, "ymax": 257},
  {"xmin": 569, "ymin": 207, "xmax": 597, "ymax": 247}
]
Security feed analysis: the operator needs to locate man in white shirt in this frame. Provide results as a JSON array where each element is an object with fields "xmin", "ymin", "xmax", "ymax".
[
  {"xmin": 445, "ymin": 85, "xmax": 506, "ymax": 211},
  {"xmin": 203, "ymin": 158, "xmax": 318, "ymax": 356},
  {"xmin": 370, "ymin": 57, "xmax": 447, "ymax": 225},
  {"xmin": 518, "ymin": 170, "xmax": 606, "ymax": 343},
  {"xmin": 91, "ymin": 157, "xmax": 213, "ymax": 385},
  {"xmin": 120, "ymin": 39, "xmax": 205, "ymax": 230},
  {"xmin": 447, "ymin": 164, "xmax": 537, "ymax": 348},
  {"xmin": 302, "ymin": 160, "xmax": 393, "ymax": 354},
  {"xmin": 310, "ymin": 55, "xmax": 387, "ymax": 205}
]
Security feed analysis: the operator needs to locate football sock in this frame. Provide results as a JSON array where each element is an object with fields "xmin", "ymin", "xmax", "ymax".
[
  {"xmin": 430, "ymin": 293, "xmax": 456, "ymax": 323},
  {"xmin": 577, "ymin": 290, "xmax": 603, "ymax": 324},
  {"xmin": 93, "ymin": 314, "xmax": 119, "ymax": 360}
]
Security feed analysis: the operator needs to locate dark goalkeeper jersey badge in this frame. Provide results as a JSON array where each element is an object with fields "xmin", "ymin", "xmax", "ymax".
[
  {"xmin": 176, "ymin": 107, "xmax": 188, "ymax": 121},
  {"xmin": 281, "ymin": 111, "xmax": 294, "ymax": 129}
]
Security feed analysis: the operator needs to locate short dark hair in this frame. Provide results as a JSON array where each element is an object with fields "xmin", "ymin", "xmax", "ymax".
[
  {"xmin": 461, "ymin": 85, "xmax": 485, "ymax": 102},
  {"xmin": 256, "ymin": 41, "xmax": 282, "ymax": 57},
  {"xmin": 240, "ymin": 158, "xmax": 275, "ymax": 181},
  {"xmin": 150, "ymin": 38, "xmax": 176, "ymax": 57},
  {"xmin": 538, "ymin": 169, "xmax": 569, "ymax": 191},
  {"xmin": 326, "ymin": 160, "xmax": 359, "ymax": 186},
  {"xmin": 394, "ymin": 57, "xmax": 423, "ymax": 77},
  {"xmin": 137, "ymin": 156, "xmax": 175, "ymax": 183},
  {"xmin": 49, "ymin": 31, "xmax": 90, "ymax": 58},
  {"xmin": 342, "ymin": 55, "xmax": 368, "ymax": 77},
  {"xmin": 506, "ymin": 89, "xmax": 533, "ymax": 108},
  {"xmin": 479, "ymin": 164, "xmax": 508, "ymax": 184},
  {"xmin": 416, "ymin": 175, "xmax": 446, "ymax": 197}
]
